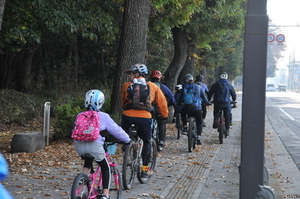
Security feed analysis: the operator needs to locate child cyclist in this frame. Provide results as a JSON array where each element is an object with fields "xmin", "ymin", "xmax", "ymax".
[{"xmin": 73, "ymin": 89, "xmax": 131, "ymax": 199}]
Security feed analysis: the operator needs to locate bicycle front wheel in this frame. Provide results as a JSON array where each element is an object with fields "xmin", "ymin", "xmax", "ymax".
[
  {"xmin": 110, "ymin": 167, "xmax": 122, "ymax": 199},
  {"xmin": 122, "ymin": 142, "xmax": 137, "ymax": 190},
  {"xmin": 176, "ymin": 114, "xmax": 182, "ymax": 139},
  {"xmin": 137, "ymin": 138, "xmax": 157, "ymax": 184},
  {"xmin": 71, "ymin": 173, "xmax": 90, "ymax": 199}
]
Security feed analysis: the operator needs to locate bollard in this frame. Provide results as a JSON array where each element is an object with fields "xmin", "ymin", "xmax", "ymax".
[{"xmin": 43, "ymin": 102, "xmax": 51, "ymax": 146}]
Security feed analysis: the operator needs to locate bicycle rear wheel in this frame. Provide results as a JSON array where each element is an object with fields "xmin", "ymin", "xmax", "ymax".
[
  {"xmin": 110, "ymin": 167, "xmax": 122, "ymax": 199},
  {"xmin": 176, "ymin": 114, "xmax": 182, "ymax": 139},
  {"xmin": 122, "ymin": 142, "xmax": 137, "ymax": 190},
  {"xmin": 137, "ymin": 138, "xmax": 157, "ymax": 184},
  {"xmin": 219, "ymin": 113, "xmax": 224, "ymax": 144},
  {"xmin": 71, "ymin": 173, "xmax": 90, "ymax": 199}
]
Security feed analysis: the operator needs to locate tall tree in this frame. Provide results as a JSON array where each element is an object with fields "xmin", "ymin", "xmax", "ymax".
[
  {"xmin": 110, "ymin": 0, "xmax": 151, "ymax": 114},
  {"xmin": 0, "ymin": 0, "xmax": 5, "ymax": 30}
]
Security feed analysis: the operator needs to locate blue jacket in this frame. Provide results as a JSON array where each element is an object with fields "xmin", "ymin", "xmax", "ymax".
[
  {"xmin": 179, "ymin": 83, "xmax": 210, "ymax": 111},
  {"xmin": 208, "ymin": 79, "xmax": 236, "ymax": 107},
  {"xmin": 152, "ymin": 81, "xmax": 176, "ymax": 106},
  {"xmin": 0, "ymin": 154, "xmax": 14, "ymax": 199}
]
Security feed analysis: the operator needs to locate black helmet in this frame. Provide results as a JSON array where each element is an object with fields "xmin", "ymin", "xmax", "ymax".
[{"xmin": 196, "ymin": 74, "xmax": 204, "ymax": 81}]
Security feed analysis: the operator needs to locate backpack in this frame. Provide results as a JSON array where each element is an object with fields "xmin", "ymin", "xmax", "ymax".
[
  {"xmin": 215, "ymin": 81, "xmax": 230, "ymax": 104},
  {"xmin": 124, "ymin": 82, "xmax": 151, "ymax": 111},
  {"xmin": 182, "ymin": 83, "xmax": 197, "ymax": 105},
  {"xmin": 71, "ymin": 111, "xmax": 100, "ymax": 141}
]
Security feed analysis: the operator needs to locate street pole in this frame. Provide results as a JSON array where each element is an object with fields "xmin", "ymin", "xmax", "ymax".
[{"xmin": 240, "ymin": 0, "xmax": 269, "ymax": 198}]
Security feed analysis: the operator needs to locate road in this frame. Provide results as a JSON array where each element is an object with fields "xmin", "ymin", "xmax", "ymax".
[{"xmin": 265, "ymin": 91, "xmax": 300, "ymax": 170}]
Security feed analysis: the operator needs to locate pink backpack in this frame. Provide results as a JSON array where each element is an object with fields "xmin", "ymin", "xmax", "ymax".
[{"xmin": 71, "ymin": 111, "xmax": 100, "ymax": 141}]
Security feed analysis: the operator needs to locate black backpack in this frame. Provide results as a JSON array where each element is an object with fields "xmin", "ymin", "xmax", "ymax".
[{"xmin": 124, "ymin": 83, "xmax": 151, "ymax": 111}]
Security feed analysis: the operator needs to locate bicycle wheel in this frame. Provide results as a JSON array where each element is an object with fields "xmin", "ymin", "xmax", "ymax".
[
  {"xmin": 219, "ymin": 113, "xmax": 224, "ymax": 144},
  {"xmin": 122, "ymin": 142, "xmax": 137, "ymax": 190},
  {"xmin": 176, "ymin": 114, "xmax": 182, "ymax": 139},
  {"xmin": 188, "ymin": 117, "xmax": 196, "ymax": 152},
  {"xmin": 110, "ymin": 167, "xmax": 122, "ymax": 199},
  {"xmin": 137, "ymin": 138, "xmax": 157, "ymax": 184},
  {"xmin": 71, "ymin": 173, "xmax": 90, "ymax": 199}
]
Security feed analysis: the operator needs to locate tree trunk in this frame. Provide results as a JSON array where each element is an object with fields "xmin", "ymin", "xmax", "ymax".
[
  {"xmin": 110, "ymin": 0, "xmax": 151, "ymax": 114},
  {"xmin": 179, "ymin": 34, "xmax": 197, "ymax": 82},
  {"xmin": 16, "ymin": 49, "xmax": 34, "ymax": 92},
  {"xmin": 0, "ymin": 0, "xmax": 6, "ymax": 30},
  {"xmin": 164, "ymin": 27, "xmax": 189, "ymax": 92}
]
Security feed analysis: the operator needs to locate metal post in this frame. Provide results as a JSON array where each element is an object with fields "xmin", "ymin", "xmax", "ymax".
[
  {"xmin": 240, "ymin": 0, "xmax": 269, "ymax": 198},
  {"xmin": 43, "ymin": 102, "xmax": 51, "ymax": 146}
]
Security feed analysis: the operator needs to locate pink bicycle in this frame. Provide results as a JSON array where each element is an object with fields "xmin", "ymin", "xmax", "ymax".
[{"xmin": 71, "ymin": 141, "xmax": 122, "ymax": 199}]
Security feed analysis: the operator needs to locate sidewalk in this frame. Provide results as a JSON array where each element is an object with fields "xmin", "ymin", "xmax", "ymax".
[{"xmin": 4, "ymin": 93, "xmax": 300, "ymax": 198}]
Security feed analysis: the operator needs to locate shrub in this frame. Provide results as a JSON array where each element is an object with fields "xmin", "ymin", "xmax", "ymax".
[{"xmin": 53, "ymin": 98, "xmax": 83, "ymax": 140}]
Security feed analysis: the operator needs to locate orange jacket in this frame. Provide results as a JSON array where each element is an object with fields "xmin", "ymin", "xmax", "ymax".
[{"xmin": 121, "ymin": 78, "xmax": 169, "ymax": 119}]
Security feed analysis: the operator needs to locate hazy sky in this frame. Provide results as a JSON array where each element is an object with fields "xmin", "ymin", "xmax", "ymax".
[{"xmin": 267, "ymin": 0, "xmax": 300, "ymax": 66}]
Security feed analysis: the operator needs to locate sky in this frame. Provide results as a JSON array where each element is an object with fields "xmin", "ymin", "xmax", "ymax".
[{"xmin": 267, "ymin": 0, "xmax": 300, "ymax": 68}]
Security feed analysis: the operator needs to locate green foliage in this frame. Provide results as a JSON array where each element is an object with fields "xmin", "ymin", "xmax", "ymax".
[{"xmin": 53, "ymin": 98, "xmax": 83, "ymax": 140}]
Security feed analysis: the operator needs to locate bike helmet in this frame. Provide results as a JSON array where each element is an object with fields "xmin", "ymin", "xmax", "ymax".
[
  {"xmin": 219, "ymin": 72, "xmax": 228, "ymax": 79},
  {"xmin": 85, "ymin": 90, "xmax": 105, "ymax": 110},
  {"xmin": 184, "ymin": 74, "xmax": 193, "ymax": 83},
  {"xmin": 126, "ymin": 63, "xmax": 148, "ymax": 76},
  {"xmin": 175, "ymin": 84, "xmax": 182, "ymax": 91},
  {"xmin": 150, "ymin": 70, "xmax": 162, "ymax": 79},
  {"xmin": 196, "ymin": 74, "xmax": 204, "ymax": 81}
]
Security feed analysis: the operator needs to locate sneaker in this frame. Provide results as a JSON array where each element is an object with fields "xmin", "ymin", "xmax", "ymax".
[
  {"xmin": 224, "ymin": 129, "xmax": 229, "ymax": 137},
  {"xmin": 182, "ymin": 131, "xmax": 187, "ymax": 135},
  {"xmin": 183, "ymin": 126, "xmax": 188, "ymax": 132},
  {"xmin": 158, "ymin": 141, "xmax": 164, "ymax": 151},
  {"xmin": 197, "ymin": 136, "xmax": 202, "ymax": 145},
  {"xmin": 202, "ymin": 122, "xmax": 206, "ymax": 127},
  {"xmin": 172, "ymin": 117, "xmax": 176, "ymax": 123},
  {"xmin": 141, "ymin": 166, "xmax": 153, "ymax": 178},
  {"xmin": 212, "ymin": 120, "xmax": 218, "ymax": 129}
]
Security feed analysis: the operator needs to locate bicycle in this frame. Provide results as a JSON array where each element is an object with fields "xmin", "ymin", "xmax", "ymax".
[
  {"xmin": 71, "ymin": 141, "xmax": 122, "ymax": 199},
  {"xmin": 216, "ymin": 101, "xmax": 237, "ymax": 144},
  {"xmin": 175, "ymin": 113, "xmax": 182, "ymax": 139},
  {"xmin": 122, "ymin": 124, "xmax": 157, "ymax": 190},
  {"xmin": 187, "ymin": 115, "xmax": 197, "ymax": 152}
]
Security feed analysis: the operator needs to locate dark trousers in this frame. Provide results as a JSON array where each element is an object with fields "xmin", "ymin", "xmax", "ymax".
[
  {"xmin": 201, "ymin": 104, "xmax": 207, "ymax": 121},
  {"xmin": 153, "ymin": 104, "xmax": 166, "ymax": 143},
  {"xmin": 213, "ymin": 105, "xmax": 230, "ymax": 130},
  {"xmin": 121, "ymin": 115, "xmax": 152, "ymax": 166},
  {"xmin": 181, "ymin": 105, "xmax": 203, "ymax": 136}
]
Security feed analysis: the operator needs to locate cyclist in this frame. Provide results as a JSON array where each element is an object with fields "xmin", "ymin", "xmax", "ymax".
[
  {"xmin": 179, "ymin": 74, "xmax": 210, "ymax": 145},
  {"xmin": 195, "ymin": 74, "xmax": 209, "ymax": 127},
  {"xmin": 173, "ymin": 84, "xmax": 183, "ymax": 123},
  {"xmin": 73, "ymin": 90, "xmax": 131, "ymax": 199},
  {"xmin": 150, "ymin": 70, "xmax": 176, "ymax": 151},
  {"xmin": 207, "ymin": 72, "xmax": 236, "ymax": 137},
  {"xmin": 121, "ymin": 64, "xmax": 168, "ymax": 178}
]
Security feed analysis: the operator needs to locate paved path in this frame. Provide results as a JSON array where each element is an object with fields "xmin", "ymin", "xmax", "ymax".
[{"xmin": 3, "ymin": 93, "xmax": 300, "ymax": 198}]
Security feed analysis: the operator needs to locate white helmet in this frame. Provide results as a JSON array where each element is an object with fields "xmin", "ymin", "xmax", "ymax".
[
  {"xmin": 85, "ymin": 90, "xmax": 105, "ymax": 110},
  {"xmin": 175, "ymin": 84, "xmax": 182, "ymax": 91},
  {"xmin": 219, "ymin": 72, "xmax": 228, "ymax": 79}
]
